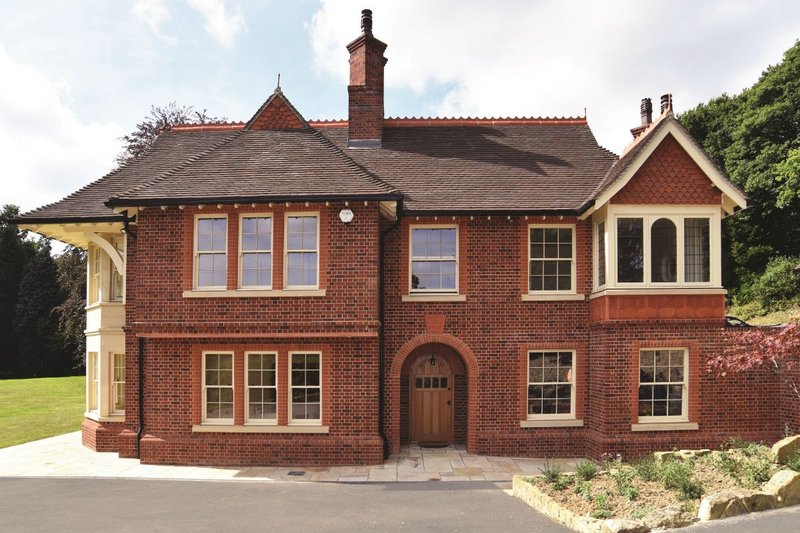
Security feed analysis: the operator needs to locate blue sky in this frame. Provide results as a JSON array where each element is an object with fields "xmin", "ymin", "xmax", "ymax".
[{"xmin": 2, "ymin": 0, "xmax": 799, "ymax": 215}]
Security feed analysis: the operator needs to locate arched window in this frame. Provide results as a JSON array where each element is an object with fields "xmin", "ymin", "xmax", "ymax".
[{"xmin": 650, "ymin": 218, "xmax": 676, "ymax": 283}]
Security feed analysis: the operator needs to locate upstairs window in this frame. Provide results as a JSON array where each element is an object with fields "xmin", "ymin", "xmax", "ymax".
[
  {"xmin": 410, "ymin": 227, "xmax": 458, "ymax": 292},
  {"xmin": 195, "ymin": 216, "xmax": 227, "ymax": 289},
  {"xmin": 110, "ymin": 238, "xmax": 124, "ymax": 301},
  {"xmin": 89, "ymin": 247, "xmax": 101, "ymax": 303},
  {"xmin": 684, "ymin": 218, "xmax": 710, "ymax": 282},
  {"xmin": 651, "ymin": 218, "xmax": 677, "ymax": 283},
  {"xmin": 286, "ymin": 215, "xmax": 318, "ymax": 289},
  {"xmin": 240, "ymin": 216, "xmax": 273, "ymax": 289},
  {"xmin": 529, "ymin": 227, "xmax": 575, "ymax": 292},
  {"xmin": 596, "ymin": 221, "xmax": 606, "ymax": 287},
  {"xmin": 617, "ymin": 218, "xmax": 644, "ymax": 283}
]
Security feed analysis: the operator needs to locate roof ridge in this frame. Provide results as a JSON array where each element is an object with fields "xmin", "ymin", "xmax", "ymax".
[
  {"xmin": 309, "ymin": 116, "xmax": 588, "ymax": 127},
  {"xmin": 107, "ymin": 131, "xmax": 244, "ymax": 204},
  {"xmin": 308, "ymin": 129, "xmax": 398, "ymax": 194},
  {"xmin": 172, "ymin": 122, "xmax": 245, "ymax": 132}
]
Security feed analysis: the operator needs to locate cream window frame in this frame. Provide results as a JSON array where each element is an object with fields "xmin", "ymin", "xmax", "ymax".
[
  {"xmin": 202, "ymin": 351, "xmax": 235, "ymax": 425},
  {"xmin": 110, "ymin": 237, "xmax": 125, "ymax": 301},
  {"xmin": 594, "ymin": 220, "xmax": 607, "ymax": 290},
  {"xmin": 288, "ymin": 351, "xmax": 322, "ymax": 426},
  {"xmin": 528, "ymin": 224, "xmax": 577, "ymax": 295},
  {"xmin": 408, "ymin": 224, "xmax": 459, "ymax": 294},
  {"xmin": 87, "ymin": 352, "xmax": 99, "ymax": 413},
  {"xmin": 111, "ymin": 353, "xmax": 125, "ymax": 415},
  {"xmin": 526, "ymin": 350, "xmax": 577, "ymax": 421},
  {"xmin": 194, "ymin": 215, "xmax": 228, "ymax": 290},
  {"xmin": 238, "ymin": 213, "xmax": 273, "ymax": 290},
  {"xmin": 604, "ymin": 205, "xmax": 720, "ymax": 290},
  {"xmin": 88, "ymin": 246, "xmax": 101, "ymax": 304},
  {"xmin": 284, "ymin": 213, "xmax": 320, "ymax": 290},
  {"xmin": 244, "ymin": 351, "xmax": 278, "ymax": 425},
  {"xmin": 637, "ymin": 348, "xmax": 689, "ymax": 423}
]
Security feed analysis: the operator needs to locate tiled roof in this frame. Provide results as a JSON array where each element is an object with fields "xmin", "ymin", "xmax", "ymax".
[
  {"xmin": 318, "ymin": 121, "xmax": 617, "ymax": 213},
  {"xmin": 19, "ymin": 117, "xmax": 618, "ymax": 222},
  {"xmin": 107, "ymin": 128, "xmax": 398, "ymax": 206}
]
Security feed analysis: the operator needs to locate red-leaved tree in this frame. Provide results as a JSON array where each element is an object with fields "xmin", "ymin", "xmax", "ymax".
[{"xmin": 708, "ymin": 321, "xmax": 800, "ymax": 401}]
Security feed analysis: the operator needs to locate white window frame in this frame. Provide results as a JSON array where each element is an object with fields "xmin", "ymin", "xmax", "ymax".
[
  {"xmin": 87, "ymin": 351, "xmax": 99, "ymax": 413},
  {"xmin": 245, "ymin": 351, "xmax": 278, "ymax": 425},
  {"xmin": 194, "ymin": 214, "xmax": 228, "ymax": 290},
  {"xmin": 288, "ymin": 351, "xmax": 322, "ymax": 426},
  {"xmin": 111, "ymin": 353, "xmax": 125, "ymax": 415},
  {"xmin": 202, "ymin": 351, "xmax": 235, "ymax": 425},
  {"xmin": 409, "ymin": 224, "xmax": 459, "ymax": 294},
  {"xmin": 604, "ymin": 205, "xmax": 720, "ymax": 290},
  {"xmin": 238, "ymin": 213, "xmax": 273, "ymax": 290},
  {"xmin": 637, "ymin": 348, "xmax": 689, "ymax": 423},
  {"xmin": 284, "ymin": 212, "xmax": 320, "ymax": 290},
  {"xmin": 528, "ymin": 224, "xmax": 577, "ymax": 295},
  {"xmin": 526, "ymin": 350, "xmax": 577, "ymax": 421},
  {"xmin": 88, "ymin": 246, "xmax": 101, "ymax": 304},
  {"xmin": 594, "ymin": 219, "xmax": 607, "ymax": 290}
]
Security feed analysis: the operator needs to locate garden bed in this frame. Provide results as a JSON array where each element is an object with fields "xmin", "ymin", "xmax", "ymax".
[{"xmin": 514, "ymin": 438, "xmax": 800, "ymax": 532}]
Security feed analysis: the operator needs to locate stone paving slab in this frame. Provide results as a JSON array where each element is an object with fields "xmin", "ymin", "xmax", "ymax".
[{"xmin": 0, "ymin": 431, "xmax": 582, "ymax": 484}]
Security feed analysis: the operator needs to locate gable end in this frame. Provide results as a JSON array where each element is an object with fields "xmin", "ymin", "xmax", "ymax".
[{"xmin": 245, "ymin": 89, "xmax": 309, "ymax": 130}]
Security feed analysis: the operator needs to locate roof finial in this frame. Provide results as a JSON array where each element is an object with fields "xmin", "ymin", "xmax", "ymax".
[{"xmin": 275, "ymin": 73, "xmax": 281, "ymax": 93}]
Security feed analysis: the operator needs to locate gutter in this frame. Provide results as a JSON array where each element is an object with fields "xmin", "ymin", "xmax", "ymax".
[
  {"xmin": 105, "ymin": 193, "xmax": 403, "ymax": 209},
  {"xmin": 378, "ymin": 213, "xmax": 401, "ymax": 459}
]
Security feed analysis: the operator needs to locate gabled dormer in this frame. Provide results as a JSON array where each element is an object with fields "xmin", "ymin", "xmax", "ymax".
[{"xmin": 583, "ymin": 95, "xmax": 747, "ymax": 300}]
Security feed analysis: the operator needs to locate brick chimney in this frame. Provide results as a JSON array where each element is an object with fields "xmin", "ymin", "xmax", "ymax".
[
  {"xmin": 630, "ymin": 98, "xmax": 653, "ymax": 139},
  {"xmin": 347, "ymin": 9, "xmax": 388, "ymax": 148}
]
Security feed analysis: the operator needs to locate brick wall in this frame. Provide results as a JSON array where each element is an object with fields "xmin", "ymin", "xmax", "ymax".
[{"xmin": 81, "ymin": 419, "xmax": 124, "ymax": 452}]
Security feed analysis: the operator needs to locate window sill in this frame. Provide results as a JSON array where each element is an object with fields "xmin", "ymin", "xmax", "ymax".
[
  {"xmin": 590, "ymin": 288, "xmax": 727, "ymax": 299},
  {"xmin": 402, "ymin": 294, "xmax": 466, "ymax": 302},
  {"xmin": 183, "ymin": 289, "xmax": 326, "ymax": 298},
  {"xmin": 84, "ymin": 412, "xmax": 125, "ymax": 423},
  {"xmin": 631, "ymin": 422, "xmax": 698, "ymax": 432},
  {"xmin": 520, "ymin": 419, "xmax": 584, "ymax": 428},
  {"xmin": 192, "ymin": 424, "xmax": 329, "ymax": 434},
  {"xmin": 85, "ymin": 301, "xmax": 125, "ymax": 311},
  {"xmin": 521, "ymin": 293, "xmax": 585, "ymax": 302}
]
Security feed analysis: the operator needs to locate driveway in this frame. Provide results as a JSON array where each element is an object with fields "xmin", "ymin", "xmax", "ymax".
[{"xmin": 0, "ymin": 477, "xmax": 571, "ymax": 532}]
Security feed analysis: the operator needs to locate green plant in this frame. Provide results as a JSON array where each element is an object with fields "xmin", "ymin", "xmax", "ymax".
[
  {"xmin": 575, "ymin": 460, "xmax": 599, "ymax": 481},
  {"xmin": 787, "ymin": 450, "xmax": 800, "ymax": 472},
  {"xmin": 610, "ymin": 466, "xmax": 639, "ymax": 501},
  {"xmin": 553, "ymin": 474, "xmax": 573, "ymax": 491},
  {"xmin": 631, "ymin": 506, "xmax": 654, "ymax": 520},
  {"xmin": 721, "ymin": 436, "xmax": 750, "ymax": 451},
  {"xmin": 574, "ymin": 480, "xmax": 593, "ymax": 501},
  {"xmin": 539, "ymin": 459, "xmax": 565, "ymax": 484},
  {"xmin": 589, "ymin": 510, "xmax": 613, "ymax": 519},
  {"xmin": 746, "ymin": 256, "xmax": 800, "ymax": 314},
  {"xmin": 741, "ymin": 452, "xmax": 775, "ymax": 487},
  {"xmin": 660, "ymin": 459, "xmax": 704, "ymax": 500},
  {"xmin": 632, "ymin": 457, "xmax": 660, "ymax": 482}
]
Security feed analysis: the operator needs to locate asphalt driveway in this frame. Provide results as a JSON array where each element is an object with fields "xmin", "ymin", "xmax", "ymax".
[{"xmin": 0, "ymin": 477, "xmax": 570, "ymax": 532}]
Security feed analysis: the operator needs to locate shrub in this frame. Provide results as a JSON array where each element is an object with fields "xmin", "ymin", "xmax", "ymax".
[
  {"xmin": 553, "ymin": 474, "xmax": 573, "ymax": 491},
  {"xmin": 744, "ymin": 256, "xmax": 800, "ymax": 314},
  {"xmin": 539, "ymin": 459, "xmax": 565, "ymax": 484},
  {"xmin": 575, "ymin": 460, "xmax": 599, "ymax": 481},
  {"xmin": 632, "ymin": 457, "xmax": 660, "ymax": 482},
  {"xmin": 787, "ymin": 450, "xmax": 800, "ymax": 472},
  {"xmin": 660, "ymin": 459, "xmax": 704, "ymax": 500}
]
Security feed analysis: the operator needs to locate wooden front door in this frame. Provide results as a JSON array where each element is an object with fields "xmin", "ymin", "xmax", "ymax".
[{"xmin": 410, "ymin": 354, "xmax": 453, "ymax": 445}]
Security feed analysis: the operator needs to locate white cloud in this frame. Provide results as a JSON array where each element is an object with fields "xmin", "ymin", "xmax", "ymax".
[
  {"xmin": 186, "ymin": 0, "xmax": 247, "ymax": 48},
  {"xmin": 132, "ymin": 0, "xmax": 178, "ymax": 45},
  {"xmin": 0, "ymin": 42, "xmax": 123, "ymax": 214},
  {"xmin": 308, "ymin": 0, "xmax": 800, "ymax": 153}
]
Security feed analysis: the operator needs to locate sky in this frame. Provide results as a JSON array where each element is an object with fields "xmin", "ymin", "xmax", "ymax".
[{"xmin": 1, "ymin": 0, "xmax": 799, "ymax": 216}]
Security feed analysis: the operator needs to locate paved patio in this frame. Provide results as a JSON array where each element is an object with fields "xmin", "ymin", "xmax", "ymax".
[{"xmin": 0, "ymin": 432, "xmax": 578, "ymax": 483}]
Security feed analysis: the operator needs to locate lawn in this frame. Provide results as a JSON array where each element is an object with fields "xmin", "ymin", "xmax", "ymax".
[{"xmin": 0, "ymin": 376, "xmax": 85, "ymax": 448}]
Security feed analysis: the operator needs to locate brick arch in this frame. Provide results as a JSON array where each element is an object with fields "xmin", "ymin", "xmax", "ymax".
[{"xmin": 388, "ymin": 333, "xmax": 479, "ymax": 454}]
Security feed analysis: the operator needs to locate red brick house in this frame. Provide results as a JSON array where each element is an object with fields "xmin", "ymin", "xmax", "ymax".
[{"xmin": 19, "ymin": 10, "xmax": 786, "ymax": 466}]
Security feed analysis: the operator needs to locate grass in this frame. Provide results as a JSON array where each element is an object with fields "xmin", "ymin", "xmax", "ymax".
[{"xmin": 0, "ymin": 376, "xmax": 85, "ymax": 448}]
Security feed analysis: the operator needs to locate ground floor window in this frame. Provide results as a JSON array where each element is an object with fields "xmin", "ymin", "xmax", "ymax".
[
  {"xmin": 638, "ymin": 348, "xmax": 687, "ymax": 420},
  {"xmin": 527, "ymin": 350, "xmax": 575, "ymax": 419},
  {"xmin": 112, "ymin": 353, "xmax": 125, "ymax": 414},
  {"xmin": 203, "ymin": 352, "xmax": 234, "ymax": 423},
  {"xmin": 88, "ymin": 352, "xmax": 99, "ymax": 413},
  {"xmin": 246, "ymin": 352, "xmax": 277, "ymax": 423},
  {"xmin": 290, "ymin": 352, "xmax": 321, "ymax": 423}
]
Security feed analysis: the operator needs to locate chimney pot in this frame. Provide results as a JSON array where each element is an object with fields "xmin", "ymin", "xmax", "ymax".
[
  {"xmin": 660, "ymin": 93, "xmax": 673, "ymax": 114},
  {"xmin": 640, "ymin": 98, "xmax": 653, "ymax": 126},
  {"xmin": 361, "ymin": 9, "xmax": 373, "ymax": 35}
]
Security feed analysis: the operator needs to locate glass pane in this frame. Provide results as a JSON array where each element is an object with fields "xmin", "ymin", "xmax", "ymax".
[
  {"xmin": 248, "ymin": 370, "xmax": 261, "ymax": 386},
  {"xmin": 639, "ymin": 401, "xmax": 652, "ymax": 416},
  {"xmin": 651, "ymin": 218, "xmax": 677, "ymax": 283},
  {"xmin": 597, "ymin": 221, "xmax": 606, "ymax": 286},
  {"xmin": 617, "ymin": 218, "xmax": 643, "ymax": 282},
  {"xmin": 685, "ymin": 218, "xmax": 710, "ymax": 282},
  {"xmin": 306, "ymin": 403, "xmax": 320, "ymax": 420},
  {"xmin": 441, "ymin": 377, "xmax": 447, "ymax": 388}
]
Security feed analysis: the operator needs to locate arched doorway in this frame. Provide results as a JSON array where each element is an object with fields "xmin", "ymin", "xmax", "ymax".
[
  {"xmin": 389, "ymin": 334, "xmax": 479, "ymax": 454},
  {"xmin": 409, "ymin": 353, "xmax": 453, "ymax": 445}
]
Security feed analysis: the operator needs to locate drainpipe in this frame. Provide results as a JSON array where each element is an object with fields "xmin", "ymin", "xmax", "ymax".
[
  {"xmin": 378, "ymin": 213, "xmax": 401, "ymax": 459},
  {"xmin": 136, "ymin": 336, "xmax": 145, "ymax": 458}
]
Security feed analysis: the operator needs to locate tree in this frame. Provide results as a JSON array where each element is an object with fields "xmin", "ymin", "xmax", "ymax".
[
  {"xmin": 116, "ymin": 102, "xmax": 225, "ymax": 166},
  {"xmin": 680, "ymin": 40, "xmax": 800, "ymax": 296},
  {"xmin": 13, "ymin": 239, "xmax": 66, "ymax": 377},
  {"xmin": 708, "ymin": 321, "xmax": 800, "ymax": 402},
  {"xmin": 0, "ymin": 205, "xmax": 36, "ymax": 377},
  {"xmin": 54, "ymin": 247, "xmax": 87, "ymax": 372}
]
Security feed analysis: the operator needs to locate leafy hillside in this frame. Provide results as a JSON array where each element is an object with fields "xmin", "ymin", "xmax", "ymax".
[{"xmin": 680, "ymin": 40, "xmax": 800, "ymax": 318}]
